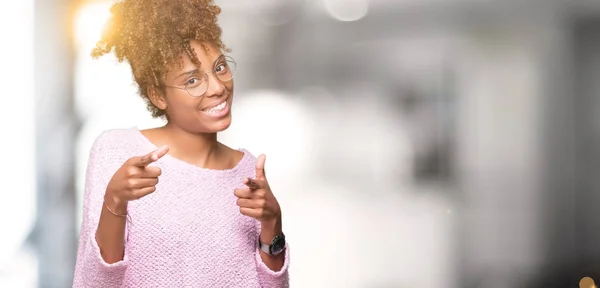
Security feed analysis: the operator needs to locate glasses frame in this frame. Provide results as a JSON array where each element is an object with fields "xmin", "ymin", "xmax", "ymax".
[{"xmin": 163, "ymin": 55, "xmax": 236, "ymax": 98}]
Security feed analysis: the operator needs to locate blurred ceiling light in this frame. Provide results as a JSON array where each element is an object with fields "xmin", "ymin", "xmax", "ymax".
[
  {"xmin": 323, "ymin": 0, "xmax": 368, "ymax": 22},
  {"xmin": 74, "ymin": 2, "xmax": 111, "ymax": 51}
]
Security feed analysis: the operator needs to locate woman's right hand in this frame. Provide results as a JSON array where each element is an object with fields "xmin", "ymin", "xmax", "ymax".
[{"xmin": 104, "ymin": 145, "xmax": 170, "ymax": 211}]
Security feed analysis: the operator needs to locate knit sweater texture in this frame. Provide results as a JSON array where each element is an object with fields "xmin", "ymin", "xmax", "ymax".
[{"xmin": 72, "ymin": 128, "xmax": 290, "ymax": 287}]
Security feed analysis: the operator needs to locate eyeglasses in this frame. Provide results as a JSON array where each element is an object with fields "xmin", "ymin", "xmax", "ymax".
[{"xmin": 163, "ymin": 55, "xmax": 236, "ymax": 98}]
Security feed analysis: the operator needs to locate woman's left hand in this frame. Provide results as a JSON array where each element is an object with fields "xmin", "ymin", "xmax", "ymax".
[{"xmin": 234, "ymin": 154, "xmax": 282, "ymax": 227}]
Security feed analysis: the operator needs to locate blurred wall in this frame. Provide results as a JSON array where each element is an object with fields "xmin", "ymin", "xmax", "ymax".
[{"xmin": 33, "ymin": 0, "xmax": 78, "ymax": 287}]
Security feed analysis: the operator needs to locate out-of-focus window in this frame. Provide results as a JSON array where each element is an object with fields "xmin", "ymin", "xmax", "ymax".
[{"xmin": 0, "ymin": 0, "xmax": 37, "ymax": 287}]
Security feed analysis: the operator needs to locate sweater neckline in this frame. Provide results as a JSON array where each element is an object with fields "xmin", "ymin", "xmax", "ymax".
[{"xmin": 130, "ymin": 127, "xmax": 250, "ymax": 175}]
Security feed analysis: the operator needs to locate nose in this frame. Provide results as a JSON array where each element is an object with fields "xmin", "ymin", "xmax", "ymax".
[{"xmin": 203, "ymin": 72, "xmax": 225, "ymax": 98}]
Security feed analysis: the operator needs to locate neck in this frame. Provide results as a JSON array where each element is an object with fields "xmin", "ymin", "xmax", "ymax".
[{"xmin": 161, "ymin": 122, "xmax": 221, "ymax": 167}]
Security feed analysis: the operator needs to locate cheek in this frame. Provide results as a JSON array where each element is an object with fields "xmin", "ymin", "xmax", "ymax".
[
  {"xmin": 166, "ymin": 92, "xmax": 199, "ymax": 111},
  {"xmin": 225, "ymin": 81, "xmax": 234, "ymax": 92},
  {"xmin": 164, "ymin": 94, "xmax": 202, "ymax": 122}
]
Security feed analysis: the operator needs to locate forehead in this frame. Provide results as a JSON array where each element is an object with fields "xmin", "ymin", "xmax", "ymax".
[{"xmin": 166, "ymin": 41, "xmax": 222, "ymax": 79}]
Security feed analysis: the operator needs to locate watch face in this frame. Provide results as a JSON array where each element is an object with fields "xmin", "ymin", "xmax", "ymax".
[{"xmin": 271, "ymin": 235, "xmax": 286, "ymax": 254}]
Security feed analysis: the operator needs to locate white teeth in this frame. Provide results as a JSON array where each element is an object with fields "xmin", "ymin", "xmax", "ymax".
[{"xmin": 203, "ymin": 101, "xmax": 226, "ymax": 113}]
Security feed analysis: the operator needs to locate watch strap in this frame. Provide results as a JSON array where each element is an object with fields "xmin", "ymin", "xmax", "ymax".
[
  {"xmin": 259, "ymin": 238, "xmax": 271, "ymax": 254},
  {"xmin": 258, "ymin": 234, "xmax": 285, "ymax": 255}
]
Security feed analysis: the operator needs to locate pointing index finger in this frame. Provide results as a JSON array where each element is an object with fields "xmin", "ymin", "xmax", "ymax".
[
  {"xmin": 135, "ymin": 145, "xmax": 170, "ymax": 167},
  {"xmin": 243, "ymin": 177, "xmax": 261, "ymax": 190}
]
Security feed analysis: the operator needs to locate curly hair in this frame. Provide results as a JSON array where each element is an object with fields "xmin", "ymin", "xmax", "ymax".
[{"xmin": 91, "ymin": 0, "xmax": 228, "ymax": 118}]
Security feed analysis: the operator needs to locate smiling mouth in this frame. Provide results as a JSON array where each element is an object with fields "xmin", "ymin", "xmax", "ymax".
[{"xmin": 201, "ymin": 98, "xmax": 228, "ymax": 114}]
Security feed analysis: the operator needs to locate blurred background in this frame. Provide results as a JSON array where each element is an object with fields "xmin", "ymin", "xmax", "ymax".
[{"xmin": 2, "ymin": 0, "xmax": 600, "ymax": 287}]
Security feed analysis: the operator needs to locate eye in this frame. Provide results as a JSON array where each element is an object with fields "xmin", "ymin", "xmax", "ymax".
[
  {"xmin": 215, "ymin": 63, "xmax": 228, "ymax": 74},
  {"xmin": 186, "ymin": 77, "xmax": 202, "ymax": 87}
]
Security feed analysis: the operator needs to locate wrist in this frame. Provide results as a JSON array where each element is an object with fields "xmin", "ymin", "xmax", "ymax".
[
  {"xmin": 260, "ymin": 217, "xmax": 282, "ymax": 243},
  {"xmin": 104, "ymin": 190, "xmax": 128, "ymax": 214},
  {"xmin": 258, "ymin": 217, "xmax": 286, "ymax": 256}
]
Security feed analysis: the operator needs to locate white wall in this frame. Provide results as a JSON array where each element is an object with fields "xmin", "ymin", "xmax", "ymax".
[{"xmin": 0, "ymin": 0, "xmax": 38, "ymax": 287}]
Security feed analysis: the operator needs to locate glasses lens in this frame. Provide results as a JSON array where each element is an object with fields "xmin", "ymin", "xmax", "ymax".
[
  {"xmin": 216, "ymin": 56, "xmax": 236, "ymax": 83},
  {"xmin": 185, "ymin": 56, "xmax": 236, "ymax": 98},
  {"xmin": 186, "ymin": 74, "xmax": 208, "ymax": 97}
]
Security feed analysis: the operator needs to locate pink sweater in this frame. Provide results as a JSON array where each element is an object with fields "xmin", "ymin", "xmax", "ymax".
[{"xmin": 72, "ymin": 128, "xmax": 290, "ymax": 287}]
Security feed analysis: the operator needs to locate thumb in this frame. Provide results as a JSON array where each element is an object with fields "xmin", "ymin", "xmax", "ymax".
[{"xmin": 255, "ymin": 154, "xmax": 266, "ymax": 179}]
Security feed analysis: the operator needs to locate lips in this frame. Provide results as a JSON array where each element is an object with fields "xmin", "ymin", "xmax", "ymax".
[
  {"xmin": 201, "ymin": 97, "xmax": 227, "ymax": 112},
  {"xmin": 199, "ymin": 96, "xmax": 230, "ymax": 118}
]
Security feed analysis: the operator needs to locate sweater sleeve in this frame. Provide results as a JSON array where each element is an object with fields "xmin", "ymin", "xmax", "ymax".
[
  {"xmin": 254, "ymin": 222, "xmax": 290, "ymax": 288},
  {"xmin": 72, "ymin": 132, "xmax": 130, "ymax": 288}
]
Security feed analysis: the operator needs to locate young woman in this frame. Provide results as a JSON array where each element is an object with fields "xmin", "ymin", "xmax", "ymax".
[{"xmin": 72, "ymin": 0, "xmax": 289, "ymax": 287}]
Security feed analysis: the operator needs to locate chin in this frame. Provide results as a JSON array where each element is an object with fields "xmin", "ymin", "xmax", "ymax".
[
  {"xmin": 208, "ymin": 115, "xmax": 232, "ymax": 133},
  {"xmin": 215, "ymin": 119, "xmax": 232, "ymax": 132}
]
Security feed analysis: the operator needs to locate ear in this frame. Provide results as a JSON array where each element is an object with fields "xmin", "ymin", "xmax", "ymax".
[{"xmin": 148, "ymin": 86, "xmax": 167, "ymax": 111}]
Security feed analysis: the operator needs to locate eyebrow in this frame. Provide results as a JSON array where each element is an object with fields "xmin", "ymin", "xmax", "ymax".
[
  {"xmin": 175, "ymin": 54, "xmax": 225, "ymax": 79},
  {"xmin": 176, "ymin": 69, "xmax": 199, "ymax": 79}
]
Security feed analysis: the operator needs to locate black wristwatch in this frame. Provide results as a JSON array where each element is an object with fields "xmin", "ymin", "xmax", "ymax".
[{"xmin": 258, "ymin": 234, "xmax": 286, "ymax": 256}]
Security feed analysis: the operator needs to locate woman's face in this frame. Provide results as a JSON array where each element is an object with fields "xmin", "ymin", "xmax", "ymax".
[{"xmin": 159, "ymin": 41, "xmax": 234, "ymax": 133}]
